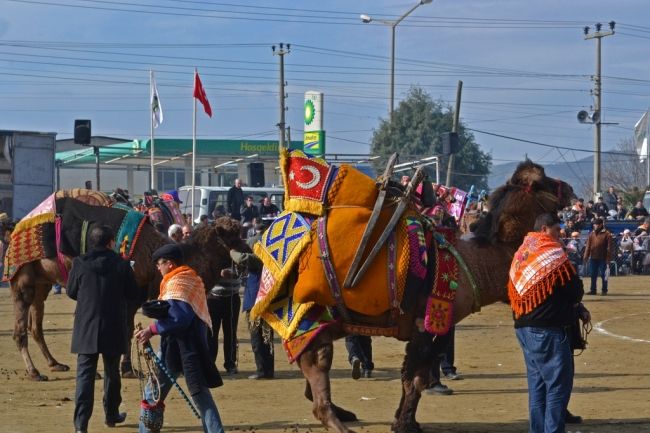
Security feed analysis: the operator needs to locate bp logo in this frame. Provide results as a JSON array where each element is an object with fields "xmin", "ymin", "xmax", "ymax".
[{"xmin": 304, "ymin": 99, "xmax": 315, "ymax": 125}]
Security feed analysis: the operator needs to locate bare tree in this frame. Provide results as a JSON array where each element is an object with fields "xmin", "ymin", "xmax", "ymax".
[{"xmin": 602, "ymin": 137, "xmax": 648, "ymax": 201}]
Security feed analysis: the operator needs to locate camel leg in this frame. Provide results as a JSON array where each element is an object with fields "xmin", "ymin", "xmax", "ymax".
[
  {"xmin": 297, "ymin": 333, "xmax": 354, "ymax": 433},
  {"xmin": 29, "ymin": 284, "xmax": 69, "ymax": 372},
  {"xmin": 304, "ymin": 380, "xmax": 359, "ymax": 422},
  {"xmin": 121, "ymin": 298, "xmax": 140, "ymax": 378},
  {"xmin": 11, "ymin": 277, "xmax": 48, "ymax": 381},
  {"xmin": 393, "ymin": 332, "xmax": 438, "ymax": 433}
]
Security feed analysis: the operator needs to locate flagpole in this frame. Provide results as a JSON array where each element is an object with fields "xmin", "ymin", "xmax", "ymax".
[
  {"xmin": 646, "ymin": 109, "xmax": 649, "ymax": 188},
  {"xmin": 191, "ymin": 68, "xmax": 197, "ymax": 224},
  {"xmin": 150, "ymin": 70, "xmax": 155, "ymax": 191}
]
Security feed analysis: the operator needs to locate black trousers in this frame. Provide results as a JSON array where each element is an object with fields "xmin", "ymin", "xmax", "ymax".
[
  {"xmin": 73, "ymin": 353, "xmax": 121, "ymax": 430},
  {"xmin": 431, "ymin": 326, "xmax": 456, "ymax": 383},
  {"xmin": 207, "ymin": 294, "xmax": 241, "ymax": 371},
  {"xmin": 247, "ymin": 312, "xmax": 274, "ymax": 376},
  {"xmin": 345, "ymin": 335, "xmax": 374, "ymax": 371}
]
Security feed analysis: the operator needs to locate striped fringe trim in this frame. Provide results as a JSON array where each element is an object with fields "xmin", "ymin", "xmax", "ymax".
[{"xmin": 508, "ymin": 261, "xmax": 575, "ymax": 319}]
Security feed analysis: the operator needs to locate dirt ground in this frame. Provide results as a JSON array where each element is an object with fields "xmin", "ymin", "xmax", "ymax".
[{"xmin": 1, "ymin": 276, "xmax": 649, "ymax": 433}]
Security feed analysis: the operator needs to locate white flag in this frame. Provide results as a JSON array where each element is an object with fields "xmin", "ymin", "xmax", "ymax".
[
  {"xmin": 634, "ymin": 111, "xmax": 647, "ymax": 162},
  {"xmin": 150, "ymin": 70, "xmax": 163, "ymax": 128}
]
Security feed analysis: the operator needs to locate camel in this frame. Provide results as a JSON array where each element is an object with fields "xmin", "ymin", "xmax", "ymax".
[
  {"xmin": 269, "ymin": 160, "xmax": 574, "ymax": 433},
  {"xmin": 8, "ymin": 196, "xmax": 240, "ymax": 381}
]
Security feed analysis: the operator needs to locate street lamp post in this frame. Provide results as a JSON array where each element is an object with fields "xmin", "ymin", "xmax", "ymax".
[{"xmin": 361, "ymin": 0, "xmax": 433, "ymax": 121}]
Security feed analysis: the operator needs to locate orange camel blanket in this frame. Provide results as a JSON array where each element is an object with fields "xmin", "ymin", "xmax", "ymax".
[
  {"xmin": 508, "ymin": 231, "xmax": 575, "ymax": 318},
  {"xmin": 293, "ymin": 164, "xmax": 413, "ymax": 316}
]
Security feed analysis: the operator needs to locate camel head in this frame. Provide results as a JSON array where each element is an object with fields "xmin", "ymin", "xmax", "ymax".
[{"xmin": 472, "ymin": 160, "xmax": 575, "ymax": 245}]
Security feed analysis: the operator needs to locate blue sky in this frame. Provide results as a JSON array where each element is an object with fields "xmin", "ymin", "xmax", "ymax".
[{"xmin": 1, "ymin": 0, "xmax": 649, "ymax": 176}]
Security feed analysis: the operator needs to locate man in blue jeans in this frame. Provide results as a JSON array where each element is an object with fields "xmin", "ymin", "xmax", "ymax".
[
  {"xmin": 583, "ymin": 218, "xmax": 614, "ymax": 295},
  {"xmin": 509, "ymin": 213, "xmax": 584, "ymax": 433}
]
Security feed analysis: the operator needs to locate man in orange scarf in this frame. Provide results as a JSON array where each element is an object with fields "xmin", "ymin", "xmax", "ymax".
[
  {"xmin": 509, "ymin": 213, "xmax": 585, "ymax": 433},
  {"xmin": 135, "ymin": 244, "xmax": 224, "ymax": 433}
]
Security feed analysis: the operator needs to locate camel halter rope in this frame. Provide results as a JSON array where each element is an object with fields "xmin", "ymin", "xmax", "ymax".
[{"xmin": 134, "ymin": 323, "xmax": 201, "ymax": 420}]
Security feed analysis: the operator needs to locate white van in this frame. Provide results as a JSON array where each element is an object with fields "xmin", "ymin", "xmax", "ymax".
[{"xmin": 177, "ymin": 186, "xmax": 284, "ymax": 222}]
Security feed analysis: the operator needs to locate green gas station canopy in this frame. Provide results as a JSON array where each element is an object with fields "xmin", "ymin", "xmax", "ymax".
[{"xmin": 56, "ymin": 138, "xmax": 303, "ymax": 166}]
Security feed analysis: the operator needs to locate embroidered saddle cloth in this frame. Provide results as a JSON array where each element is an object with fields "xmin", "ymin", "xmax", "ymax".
[{"xmin": 291, "ymin": 163, "xmax": 414, "ymax": 317}]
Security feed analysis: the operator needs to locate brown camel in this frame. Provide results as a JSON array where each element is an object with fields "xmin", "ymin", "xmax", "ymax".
[
  {"xmin": 287, "ymin": 161, "xmax": 575, "ymax": 433},
  {"xmin": 9, "ymin": 205, "xmax": 240, "ymax": 381}
]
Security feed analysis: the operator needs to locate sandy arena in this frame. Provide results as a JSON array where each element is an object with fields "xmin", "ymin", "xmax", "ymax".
[{"xmin": 0, "ymin": 276, "xmax": 649, "ymax": 433}]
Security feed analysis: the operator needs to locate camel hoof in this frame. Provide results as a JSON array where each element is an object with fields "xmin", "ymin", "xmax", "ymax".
[
  {"xmin": 27, "ymin": 372, "xmax": 49, "ymax": 381},
  {"xmin": 49, "ymin": 363, "xmax": 70, "ymax": 372},
  {"xmin": 392, "ymin": 421, "xmax": 422, "ymax": 433},
  {"xmin": 333, "ymin": 404, "xmax": 358, "ymax": 422}
]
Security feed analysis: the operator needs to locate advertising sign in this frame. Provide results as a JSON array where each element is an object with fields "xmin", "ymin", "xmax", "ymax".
[{"xmin": 304, "ymin": 91, "xmax": 325, "ymax": 156}]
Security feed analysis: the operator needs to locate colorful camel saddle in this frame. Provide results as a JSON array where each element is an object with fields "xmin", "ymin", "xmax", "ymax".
[
  {"xmin": 250, "ymin": 152, "xmax": 464, "ymax": 361},
  {"xmin": 3, "ymin": 190, "xmax": 146, "ymax": 281}
]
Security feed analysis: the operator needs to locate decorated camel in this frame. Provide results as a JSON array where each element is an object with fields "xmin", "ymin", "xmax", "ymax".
[
  {"xmin": 4, "ymin": 189, "xmax": 239, "ymax": 380},
  {"xmin": 249, "ymin": 150, "xmax": 574, "ymax": 433}
]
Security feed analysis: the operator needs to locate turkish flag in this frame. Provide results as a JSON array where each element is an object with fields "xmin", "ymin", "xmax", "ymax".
[{"xmin": 193, "ymin": 71, "xmax": 212, "ymax": 117}]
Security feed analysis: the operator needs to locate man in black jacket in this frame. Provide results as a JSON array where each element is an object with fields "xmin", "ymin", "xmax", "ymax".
[
  {"xmin": 509, "ymin": 213, "xmax": 587, "ymax": 433},
  {"xmin": 67, "ymin": 225, "xmax": 140, "ymax": 433}
]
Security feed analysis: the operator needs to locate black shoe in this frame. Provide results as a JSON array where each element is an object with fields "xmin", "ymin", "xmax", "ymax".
[
  {"xmin": 362, "ymin": 369, "xmax": 372, "ymax": 378},
  {"xmin": 425, "ymin": 383, "xmax": 453, "ymax": 395},
  {"xmin": 105, "ymin": 412, "xmax": 127, "ymax": 427},
  {"xmin": 565, "ymin": 410, "xmax": 583, "ymax": 424},
  {"xmin": 225, "ymin": 367, "xmax": 238, "ymax": 375},
  {"xmin": 587, "ymin": 291, "xmax": 597, "ymax": 295},
  {"xmin": 351, "ymin": 357, "xmax": 361, "ymax": 380},
  {"xmin": 601, "ymin": 292, "xmax": 608, "ymax": 296}
]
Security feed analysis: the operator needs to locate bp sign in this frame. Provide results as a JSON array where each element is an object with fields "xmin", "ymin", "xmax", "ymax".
[{"xmin": 304, "ymin": 91, "xmax": 325, "ymax": 156}]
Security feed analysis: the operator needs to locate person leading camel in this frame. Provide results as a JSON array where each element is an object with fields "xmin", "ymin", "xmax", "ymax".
[
  {"xmin": 135, "ymin": 243, "xmax": 225, "ymax": 433},
  {"xmin": 67, "ymin": 225, "xmax": 140, "ymax": 433}
]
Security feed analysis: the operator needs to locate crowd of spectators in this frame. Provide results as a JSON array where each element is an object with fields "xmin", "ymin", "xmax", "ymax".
[{"xmin": 558, "ymin": 188, "xmax": 650, "ymax": 276}]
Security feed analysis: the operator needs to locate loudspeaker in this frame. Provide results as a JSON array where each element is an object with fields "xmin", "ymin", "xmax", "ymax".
[
  {"xmin": 248, "ymin": 162, "xmax": 265, "ymax": 187},
  {"xmin": 442, "ymin": 132, "xmax": 459, "ymax": 155},
  {"xmin": 74, "ymin": 119, "xmax": 92, "ymax": 145}
]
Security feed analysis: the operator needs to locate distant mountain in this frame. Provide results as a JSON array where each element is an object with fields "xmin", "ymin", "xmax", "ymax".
[{"xmin": 489, "ymin": 156, "xmax": 594, "ymax": 198}]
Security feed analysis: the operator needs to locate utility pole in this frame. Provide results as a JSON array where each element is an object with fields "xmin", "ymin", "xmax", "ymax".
[
  {"xmin": 273, "ymin": 43, "xmax": 290, "ymax": 152},
  {"xmin": 584, "ymin": 22, "xmax": 615, "ymax": 197},
  {"xmin": 446, "ymin": 80, "xmax": 463, "ymax": 187}
]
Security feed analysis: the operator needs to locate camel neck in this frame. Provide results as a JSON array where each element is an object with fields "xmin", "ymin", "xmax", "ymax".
[{"xmin": 453, "ymin": 239, "xmax": 518, "ymax": 323}]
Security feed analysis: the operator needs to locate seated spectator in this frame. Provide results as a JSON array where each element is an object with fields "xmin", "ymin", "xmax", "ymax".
[
  {"xmin": 571, "ymin": 198, "xmax": 586, "ymax": 222},
  {"xmin": 566, "ymin": 231, "xmax": 583, "ymax": 274},
  {"xmin": 593, "ymin": 196, "xmax": 609, "ymax": 219},
  {"xmin": 259, "ymin": 196, "xmax": 279, "ymax": 218},
  {"xmin": 585, "ymin": 200, "xmax": 595, "ymax": 222},
  {"xmin": 634, "ymin": 217, "xmax": 650, "ymax": 237},
  {"xmin": 618, "ymin": 229, "xmax": 634, "ymax": 273},
  {"xmin": 632, "ymin": 231, "xmax": 648, "ymax": 274},
  {"xmin": 628, "ymin": 201, "xmax": 649, "ymax": 220},
  {"xmin": 616, "ymin": 203, "xmax": 628, "ymax": 220}
]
